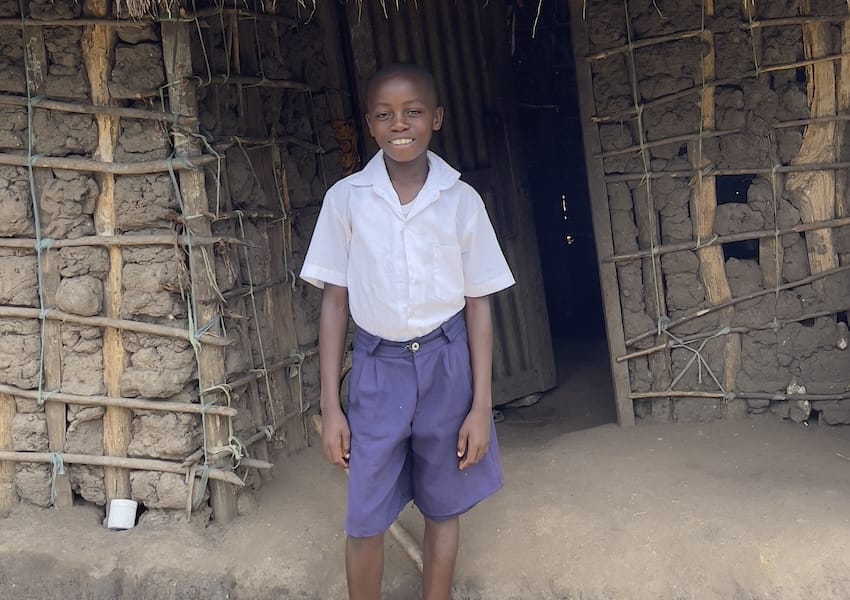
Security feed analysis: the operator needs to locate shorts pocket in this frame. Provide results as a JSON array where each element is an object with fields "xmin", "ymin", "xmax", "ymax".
[{"xmin": 433, "ymin": 244, "xmax": 464, "ymax": 302}]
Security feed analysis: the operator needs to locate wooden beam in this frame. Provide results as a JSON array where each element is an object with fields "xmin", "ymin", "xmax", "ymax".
[
  {"xmin": 688, "ymin": 0, "xmax": 744, "ymax": 419},
  {"xmin": 0, "ymin": 394, "xmax": 15, "ymax": 514},
  {"xmin": 82, "ymin": 0, "xmax": 130, "ymax": 506},
  {"xmin": 161, "ymin": 21, "xmax": 237, "ymax": 524},
  {"xmin": 568, "ymin": 0, "xmax": 634, "ymax": 425},
  {"xmin": 23, "ymin": 21, "xmax": 73, "ymax": 508},
  {"xmin": 835, "ymin": 16, "xmax": 850, "ymax": 266},
  {"xmin": 633, "ymin": 187, "xmax": 672, "ymax": 420},
  {"xmin": 785, "ymin": 1, "xmax": 840, "ymax": 294}
]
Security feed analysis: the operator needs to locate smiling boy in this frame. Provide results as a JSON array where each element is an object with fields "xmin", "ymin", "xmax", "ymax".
[{"xmin": 301, "ymin": 63, "xmax": 515, "ymax": 600}]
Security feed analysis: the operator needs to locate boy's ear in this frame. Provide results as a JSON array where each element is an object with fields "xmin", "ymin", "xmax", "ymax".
[{"xmin": 432, "ymin": 106, "xmax": 445, "ymax": 131}]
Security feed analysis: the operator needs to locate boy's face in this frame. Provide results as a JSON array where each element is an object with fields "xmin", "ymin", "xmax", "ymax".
[{"xmin": 365, "ymin": 74, "xmax": 444, "ymax": 165}]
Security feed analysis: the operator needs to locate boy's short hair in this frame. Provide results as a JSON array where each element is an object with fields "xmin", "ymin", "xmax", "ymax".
[{"xmin": 366, "ymin": 63, "xmax": 439, "ymax": 107}]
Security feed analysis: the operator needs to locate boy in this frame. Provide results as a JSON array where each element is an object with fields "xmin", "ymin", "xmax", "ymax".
[{"xmin": 300, "ymin": 63, "xmax": 514, "ymax": 600}]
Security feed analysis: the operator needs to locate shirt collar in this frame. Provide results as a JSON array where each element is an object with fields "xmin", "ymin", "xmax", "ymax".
[{"xmin": 348, "ymin": 150, "xmax": 461, "ymax": 195}]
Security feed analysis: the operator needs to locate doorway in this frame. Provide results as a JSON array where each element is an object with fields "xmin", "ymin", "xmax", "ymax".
[{"xmin": 500, "ymin": 0, "xmax": 617, "ymax": 434}]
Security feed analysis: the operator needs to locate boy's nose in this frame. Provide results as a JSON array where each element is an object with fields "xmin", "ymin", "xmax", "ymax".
[{"xmin": 390, "ymin": 115, "xmax": 408, "ymax": 130}]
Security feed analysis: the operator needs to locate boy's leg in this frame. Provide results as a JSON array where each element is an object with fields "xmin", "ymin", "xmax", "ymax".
[
  {"xmin": 422, "ymin": 516, "xmax": 459, "ymax": 600},
  {"xmin": 346, "ymin": 533, "xmax": 384, "ymax": 600}
]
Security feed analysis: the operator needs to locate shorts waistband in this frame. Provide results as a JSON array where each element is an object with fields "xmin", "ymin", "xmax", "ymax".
[{"xmin": 354, "ymin": 312, "xmax": 466, "ymax": 357}]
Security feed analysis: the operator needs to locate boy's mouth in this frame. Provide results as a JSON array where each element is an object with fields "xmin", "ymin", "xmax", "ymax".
[{"xmin": 389, "ymin": 138, "xmax": 414, "ymax": 146}]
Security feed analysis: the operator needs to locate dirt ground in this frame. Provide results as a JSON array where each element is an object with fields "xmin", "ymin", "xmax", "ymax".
[{"xmin": 2, "ymin": 340, "xmax": 850, "ymax": 600}]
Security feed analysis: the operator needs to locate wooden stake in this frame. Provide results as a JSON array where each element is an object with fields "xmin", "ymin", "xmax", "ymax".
[
  {"xmin": 632, "ymin": 187, "xmax": 672, "ymax": 419},
  {"xmin": 162, "ymin": 21, "xmax": 237, "ymax": 524},
  {"xmin": 23, "ymin": 21, "xmax": 73, "ymax": 508},
  {"xmin": 0, "ymin": 306, "xmax": 231, "ymax": 346},
  {"xmin": 0, "ymin": 451, "xmax": 244, "ymax": 487},
  {"xmin": 0, "ymin": 394, "xmax": 15, "ymax": 514},
  {"xmin": 0, "ymin": 383, "xmax": 238, "ymax": 417},
  {"xmin": 786, "ymin": 3, "xmax": 840, "ymax": 294},
  {"xmin": 82, "ymin": 1, "xmax": 130, "ymax": 505},
  {"xmin": 689, "ymin": 1, "xmax": 744, "ymax": 419},
  {"xmin": 568, "ymin": 0, "xmax": 634, "ymax": 425}
]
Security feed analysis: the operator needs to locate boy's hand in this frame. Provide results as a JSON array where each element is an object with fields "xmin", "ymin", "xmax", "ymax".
[
  {"xmin": 322, "ymin": 409, "xmax": 351, "ymax": 469},
  {"xmin": 457, "ymin": 405, "xmax": 491, "ymax": 470}
]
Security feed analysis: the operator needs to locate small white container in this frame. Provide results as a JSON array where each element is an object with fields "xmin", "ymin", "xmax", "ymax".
[{"xmin": 107, "ymin": 498, "xmax": 138, "ymax": 530}]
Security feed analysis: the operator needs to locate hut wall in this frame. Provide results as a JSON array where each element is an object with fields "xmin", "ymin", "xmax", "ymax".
[
  {"xmin": 579, "ymin": 0, "xmax": 850, "ymax": 424},
  {"xmin": 0, "ymin": 0, "xmax": 345, "ymax": 518}
]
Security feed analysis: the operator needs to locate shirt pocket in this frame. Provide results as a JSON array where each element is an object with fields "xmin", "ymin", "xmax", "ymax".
[{"xmin": 433, "ymin": 244, "xmax": 465, "ymax": 302}]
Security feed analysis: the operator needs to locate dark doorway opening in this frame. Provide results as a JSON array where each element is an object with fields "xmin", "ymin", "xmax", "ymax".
[{"xmin": 500, "ymin": 0, "xmax": 616, "ymax": 434}]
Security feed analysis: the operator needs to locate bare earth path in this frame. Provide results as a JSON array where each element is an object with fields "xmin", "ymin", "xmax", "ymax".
[{"xmin": 1, "ymin": 411, "xmax": 849, "ymax": 599}]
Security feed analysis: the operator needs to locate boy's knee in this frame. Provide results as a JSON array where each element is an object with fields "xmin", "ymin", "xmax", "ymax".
[{"xmin": 347, "ymin": 532, "xmax": 385, "ymax": 548}]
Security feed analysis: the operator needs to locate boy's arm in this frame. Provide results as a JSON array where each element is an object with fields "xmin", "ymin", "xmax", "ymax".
[
  {"xmin": 458, "ymin": 294, "xmax": 494, "ymax": 470},
  {"xmin": 319, "ymin": 283, "xmax": 351, "ymax": 468}
]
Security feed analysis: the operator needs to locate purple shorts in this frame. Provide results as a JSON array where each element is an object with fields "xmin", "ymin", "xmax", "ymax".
[{"xmin": 344, "ymin": 311, "xmax": 503, "ymax": 538}]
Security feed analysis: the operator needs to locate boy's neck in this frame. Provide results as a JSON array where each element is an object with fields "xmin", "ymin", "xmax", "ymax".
[{"xmin": 383, "ymin": 152, "xmax": 429, "ymax": 204}]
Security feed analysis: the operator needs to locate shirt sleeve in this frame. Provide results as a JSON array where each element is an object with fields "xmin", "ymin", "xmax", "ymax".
[
  {"xmin": 299, "ymin": 188, "xmax": 351, "ymax": 289},
  {"xmin": 460, "ymin": 193, "xmax": 516, "ymax": 297}
]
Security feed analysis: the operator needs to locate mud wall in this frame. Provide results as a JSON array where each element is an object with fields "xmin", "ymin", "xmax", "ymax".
[
  {"xmin": 0, "ymin": 0, "xmax": 345, "ymax": 517},
  {"xmin": 584, "ymin": 0, "xmax": 850, "ymax": 423}
]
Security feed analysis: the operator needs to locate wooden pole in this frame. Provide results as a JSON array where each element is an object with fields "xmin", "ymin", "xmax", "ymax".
[
  {"xmin": 632, "ymin": 186, "xmax": 672, "ymax": 420},
  {"xmin": 835, "ymin": 12, "xmax": 850, "ymax": 266},
  {"xmin": 568, "ymin": 0, "xmax": 634, "ymax": 425},
  {"xmin": 0, "ymin": 307, "xmax": 231, "ymax": 346},
  {"xmin": 23, "ymin": 19, "xmax": 73, "ymax": 508},
  {"xmin": 0, "ymin": 384, "xmax": 238, "ymax": 417},
  {"xmin": 82, "ymin": 0, "xmax": 130, "ymax": 506},
  {"xmin": 0, "ymin": 394, "xmax": 15, "ymax": 514},
  {"xmin": 688, "ymin": 0, "xmax": 745, "ymax": 419},
  {"xmin": 161, "ymin": 21, "xmax": 238, "ymax": 524},
  {"xmin": 0, "ymin": 451, "xmax": 244, "ymax": 487},
  {"xmin": 785, "ymin": 1, "xmax": 840, "ymax": 294}
]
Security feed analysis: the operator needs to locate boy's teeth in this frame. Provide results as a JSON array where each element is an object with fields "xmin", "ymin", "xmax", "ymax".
[{"xmin": 390, "ymin": 138, "xmax": 413, "ymax": 145}]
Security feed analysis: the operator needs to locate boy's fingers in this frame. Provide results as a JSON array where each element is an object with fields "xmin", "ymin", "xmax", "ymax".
[{"xmin": 457, "ymin": 431, "xmax": 468, "ymax": 458}]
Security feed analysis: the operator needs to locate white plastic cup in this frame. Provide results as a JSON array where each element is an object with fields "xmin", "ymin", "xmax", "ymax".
[{"xmin": 107, "ymin": 498, "xmax": 138, "ymax": 530}]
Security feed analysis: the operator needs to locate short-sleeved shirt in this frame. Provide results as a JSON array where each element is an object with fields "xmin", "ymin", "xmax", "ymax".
[{"xmin": 300, "ymin": 150, "xmax": 515, "ymax": 342}]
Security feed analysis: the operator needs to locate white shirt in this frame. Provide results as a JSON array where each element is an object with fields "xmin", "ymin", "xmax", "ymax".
[{"xmin": 300, "ymin": 150, "xmax": 515, "ymax": 341}]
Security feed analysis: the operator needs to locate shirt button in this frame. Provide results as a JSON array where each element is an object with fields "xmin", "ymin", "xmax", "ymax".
[{"xmin": 410, "ymin": 341, "xmax": 420, "ymax": 352}]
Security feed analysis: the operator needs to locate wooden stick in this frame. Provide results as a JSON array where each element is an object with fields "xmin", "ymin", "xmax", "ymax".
[
  {"xmin": 630, "ymin": 390, "xmax": 850, "ymax": 402},
  {"xmin": 240, "ymin": 458, "xmax": 273, "ymax": 470},
  {"xmin": 0, "ymin": 152, "xmax": 216, "ymax": 175},
  {"xmin": 222, "ymin": 278, "xmax": 290, "ymax": 300},
  {"xmin": 617, "ymin": 309, "xmax": 838, "ymax": 362},
  {"xmin": 213, "ymin": 135, "xmax": 323, "ymax": 154},
  {"xmin": 163, "ymin": 20, "xmax": 238, "ymax": 524},
  {"xmin": 741, "ymin": 15, "xmax": 850, "ymax": 29},
  {"xmin": 0, "ymin": 306, "xmax": 231, "ymax": 347},
  {"xmin": 0, "ymin": 233, "xmax": 244, "ymax": 250},
  {"xmin": 0, "ymin": 451, "xmax": 245, "ymax": 487},
  {"xmin": 624, "ymin": 263, "xmax": 850, "ymax": 346},
  {"xmin": 630, "ymin": 391, "xmax": 726, "ymax": 399},
  {"xmin": 0, "ymin": 393, "xmax": 15, "ymax": 514},
  {"xmin": 586, "ymin": 29, "xmax": 704, "ymax": 61},
  {"xmin": 0, "ymin": 383, "xmax": 238, "ymax": 417},
  {"xmin": 83, "ymin": 0, "xmax": 131, "ymax": 507},
  {"xmin": 759, "ymin": 52, "xmax": 850, "ymax": 74},
  {"xmin": 596, "ymin": 129, "xmax": 740, "ymax": 159},
  {"xmin": 24, "ymin": 23, "xmax": 74, "ymax": 509},
  {"xmin": 311, "ymin": 414, "xmax": 424, "ymax": 573},
  {"xmin": 604, "ymin": 160, "xmax": 850, "ymax": 183},
  {"xmin": 603, "ymin": 216, "xmax": 850, "ymax": 263},
  {"xmin": 0, "ymin": 93, "xmax": 197, "ymax": 125},
  {"xmin": 191, "ymin": 74, "xmax": 311, "ymax": 92}
]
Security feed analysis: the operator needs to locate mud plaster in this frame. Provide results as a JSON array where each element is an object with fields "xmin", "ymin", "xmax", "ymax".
[
  {"xmin": 120, "ymin": 247, "xmax": 186, "ymax": 320},
  {"xmin": 44, "ymin": 27, "xmax": 89, "ymax": 100},
  {"xmin": 0, "ymin": 31, "xmax": 25, "ymax": 95},
  {"xmin": 127, "ymin": 412, "xmax": 202, "ymax": 461},
  {"xmin": 120, "ymin": 333, "xmax": 195, "ymax": 399},
  {"xmin": 109, "ymin": 43, "xmax": 165, "ymax": 97},
  {"xmin": 115, "ymin": 174, "xmax": 177, "ymax": 231}
]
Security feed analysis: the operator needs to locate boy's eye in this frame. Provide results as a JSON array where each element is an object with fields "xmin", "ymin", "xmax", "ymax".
[
  {"xmin": 376, "ymin": 112, "xmax": 391, "ymax": 120},
  {"xmin": 407, "ymin": 110, "xmax": 421, "ymax": 117}
]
